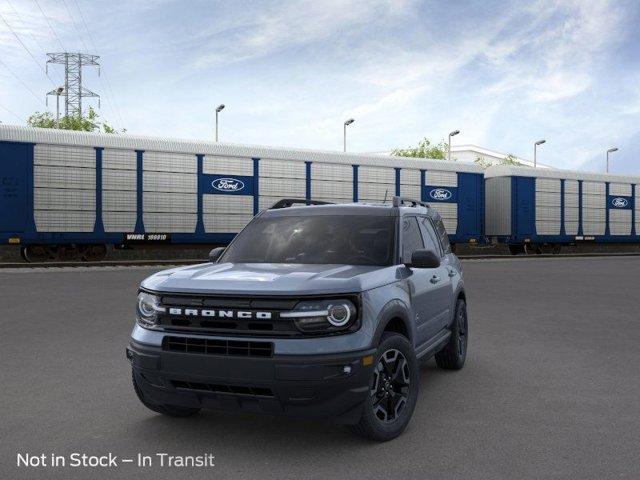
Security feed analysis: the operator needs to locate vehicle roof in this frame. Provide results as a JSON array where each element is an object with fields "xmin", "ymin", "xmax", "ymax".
[{"xmin": 261, "ymin": 202, "xmax": 433, "ymax": 218}]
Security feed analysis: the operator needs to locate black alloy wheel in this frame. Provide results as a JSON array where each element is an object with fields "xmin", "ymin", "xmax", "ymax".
[{"xmin": 371, "ymin": 348, "xmax": 411, "ymax": 423}]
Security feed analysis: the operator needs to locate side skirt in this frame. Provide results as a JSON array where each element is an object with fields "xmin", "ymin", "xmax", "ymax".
[{"xmin": 415, "ymin": 329, "xmax": 452, "ymax": 361}]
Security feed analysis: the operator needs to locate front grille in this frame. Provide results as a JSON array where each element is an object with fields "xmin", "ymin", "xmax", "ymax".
[
  {"xmin": 163, "ymin": 336, "xmax": 273, "ymax": 357},
  {"xmin": 171, "ymin": 380, "xmax": 274, "ymax": 397},
  {"xmin": 157, "ymin": 295, "xmax": 300, "ymax": 337}
]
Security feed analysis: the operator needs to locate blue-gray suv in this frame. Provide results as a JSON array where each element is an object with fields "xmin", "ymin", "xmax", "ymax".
[{"xmin": 127, "ymin": 196, "xmax": 468, "ymax": 441}]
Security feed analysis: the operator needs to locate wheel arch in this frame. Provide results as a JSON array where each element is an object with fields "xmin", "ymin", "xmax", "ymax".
[{"xmin": 371, "ymin": 299, "xmax": 413, "ymax": 347}]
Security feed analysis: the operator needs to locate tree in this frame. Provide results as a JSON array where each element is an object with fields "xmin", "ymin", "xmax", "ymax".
[
  {"xmin": 27, "ymin": 107, "xmax": 125, "ymax": 133},
  {"xmin": 392, "ymin": 138, "xmax": 450, "ymax": 160},
  {"xmin": 474, "ymin": 153, "xmax": 523, "ymax": 169}
]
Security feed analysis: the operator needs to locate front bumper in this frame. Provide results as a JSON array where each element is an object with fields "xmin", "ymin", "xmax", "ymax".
[{"xmin": 128, "ymin": 340, "xmax": 376, "ymax": 424}]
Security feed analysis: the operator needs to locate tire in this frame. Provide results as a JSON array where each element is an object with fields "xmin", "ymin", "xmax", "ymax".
[
  {"xmin": 132, "ymin": 370, "xmax": 200, "ymax": 417},
  {"xmin": 350, "ymin": 333, "xmax": 419, "ymax": 441},
  {"xmin": 508, "ymin": 244, "xmax": 524, "ymax": 255},
  {"xmin": 435, "ymin": 298, "xmax": 468, "ymax": 370}
]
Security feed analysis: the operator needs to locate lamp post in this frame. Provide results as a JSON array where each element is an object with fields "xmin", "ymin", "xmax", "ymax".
[
  {"xmin": 343, "ymin": 118, "xmax": 355, "ymax": 152},
  {"xmin": 55, "ymin": 87, "xmax": 64, "ymax": 127},
  {"xmin": 448, "ymin": 130, "xmax": 460, "ymax": 161},
  {"xmin": 606, "ymin": 147, "xmax": 618, "ymax": 173},
  {"xmin": 533, "ymin": 139, "xmax": 546, "ymax": 167},
  {"xmin": 215, "ymin": 104, "xmax": 225, "ymax": 142}
]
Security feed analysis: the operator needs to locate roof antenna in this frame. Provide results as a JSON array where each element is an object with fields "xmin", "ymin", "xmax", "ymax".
[{"xmin": 383, "ymin": 189, "xmax": 388, "ymax": 204}]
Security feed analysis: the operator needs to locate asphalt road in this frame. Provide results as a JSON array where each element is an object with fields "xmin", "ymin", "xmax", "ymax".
[{"xmin": 1, "ymin": 257, "xmax": 639, "ymax": 480}]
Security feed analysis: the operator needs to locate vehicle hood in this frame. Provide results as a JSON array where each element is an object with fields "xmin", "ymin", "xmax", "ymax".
[{"xmin": 141, "ymin": 262, "xmax": 398, "ymax": 295}]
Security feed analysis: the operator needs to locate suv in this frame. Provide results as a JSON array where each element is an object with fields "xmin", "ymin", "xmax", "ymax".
[{"xmin": 127, "ymin": 197, "xmax": 468, "ymax": 441}]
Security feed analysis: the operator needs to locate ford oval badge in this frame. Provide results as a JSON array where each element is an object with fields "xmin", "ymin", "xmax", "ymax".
[
  {"xmin": 212, "ymin": 178, "xmax": 245, "ymax": 192},
  {"xmin": 429, "ymin": 188, "xmax": 452, "ymax": 201},
  {"xmin": 612, "ymin": 197, "xmax": 628, "ymax": 208}
]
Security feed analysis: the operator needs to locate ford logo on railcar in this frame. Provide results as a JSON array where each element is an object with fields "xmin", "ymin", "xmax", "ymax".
[
  {"xmin": 611, "ymin": 197, "xmax": 628, "ymax": 208},
  {"xmin": 212, "ymin": 178, "xmax": 245, "ymax": 192},
  {"xmin": 429, "ymin": 188, "xmax": 452, "ymax": 201}
]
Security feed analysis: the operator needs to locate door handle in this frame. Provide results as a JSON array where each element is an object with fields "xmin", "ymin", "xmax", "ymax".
[
  {"xmin": 430, "ymin": 275, "xmax": 441, "ymax": 284},
  {"xmin": 448, "ymin": 268, "xmax": 457, "ymax": 277}
]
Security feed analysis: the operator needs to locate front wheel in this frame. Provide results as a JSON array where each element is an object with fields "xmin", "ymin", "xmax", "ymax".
[
  {"xmin": 435, "ymin": 298, "xmax": 468, "ymax": 370},
  {"xmin": 350, "ymin": 333, "xmax": 419, "ymax": 441}
]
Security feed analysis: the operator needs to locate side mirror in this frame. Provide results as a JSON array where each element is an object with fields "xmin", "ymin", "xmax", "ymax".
[
  {"xmin": 407, "ymin": 249, "xmax": 440, "ymax": 269},
  {"xmin": 209, "ymin": 247, "xmax": 225, "ymax": 263}
]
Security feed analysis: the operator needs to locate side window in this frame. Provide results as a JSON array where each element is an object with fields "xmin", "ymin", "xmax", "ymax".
[
  {"xmin": 401, "ymin": 217, "xmax": 424, "ymax": 264},
  {"xmin": 418, "ymin": 217, "xmax": 442, "ymax": 256},
  {"xmin": 432, "ymin": 215, "xmax": 452, "ymax": 254}
]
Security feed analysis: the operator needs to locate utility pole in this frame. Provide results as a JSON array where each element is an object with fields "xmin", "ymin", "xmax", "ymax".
[{"xmin": 46, "ymin": 53, "xmax": 100, "ymax": 118}]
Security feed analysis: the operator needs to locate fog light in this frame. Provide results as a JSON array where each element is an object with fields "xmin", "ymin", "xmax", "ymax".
[{"xmin": 342, "ymin": 365, "xmax": 352, "ymax": 375}]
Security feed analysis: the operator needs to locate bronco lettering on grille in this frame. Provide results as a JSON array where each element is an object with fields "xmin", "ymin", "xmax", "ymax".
[{"xmin": 168, "ymin": 308, "xmax": 272, "ymax": 320}]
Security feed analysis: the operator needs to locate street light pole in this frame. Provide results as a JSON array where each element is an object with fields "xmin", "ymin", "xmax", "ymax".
[
  {"xmin": 55, "ymin": 87, "xmax": 64, "ymax": 128},
  {"xmin": 606, "ymin": 147, "xmax": 618, "ymax": 173},
  {"xmin": 215, "ymin": 104, "xmax": 225, "ymax": 142},
  {"xmin": 343, "ymin": 118, "xmax": 355, "ymax": 152},
  {"xmin": 448, "ymin": 130, "xmax": 460, "ymax": 161},
  {"xmin": 534, "ymin": 139, "xmax": 546, "ymax": 167}
]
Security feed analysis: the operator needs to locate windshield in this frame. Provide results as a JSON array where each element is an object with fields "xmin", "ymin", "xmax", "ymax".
[{"xmin": 220, "ymin": 215, "xmax": 396, "ymax": 266}]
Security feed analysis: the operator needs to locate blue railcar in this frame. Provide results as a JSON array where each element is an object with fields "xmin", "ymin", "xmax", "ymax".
[
  {"xmin": 485, "ymin": 165, "xmax": 640, "ymax": 254},
  {"xmin": 0, "ymin": 125, "xmax": 485, "ymax": 261}
]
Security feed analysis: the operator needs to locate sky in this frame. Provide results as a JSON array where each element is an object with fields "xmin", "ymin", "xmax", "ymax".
[{"xmin": 0, "ymin": 0, "xmax": 639, "ymax": 174}]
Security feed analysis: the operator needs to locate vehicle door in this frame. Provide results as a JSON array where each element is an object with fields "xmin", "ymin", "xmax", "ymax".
[
  {"xmin": 418, "ymin": 216, "xmax": 455, "ymax": 331},
  {"xmin": 401, "ymin": 216, "xmax": 441, "ymax": 346}
]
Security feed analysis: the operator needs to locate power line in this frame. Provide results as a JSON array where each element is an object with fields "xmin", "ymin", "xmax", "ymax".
[
  {"xmin": 33, "ymin": 0, "xmax": 66, "ymax": 52},
  {"xmin": 69, "ymin": 0, "xmax": 125, "ymax": 128},
  {"xmin": 60, "ymin": 0, "xmax": 90, "ymax": 52},
  {"xmin": 0, "ymin": 56, "xmax": 46, "ymax": 105},
  {"xmin": 5, "ymin": 0, "xmax": 65, "ymax": 85},
  {"xmin": 0, "ymin": 102, "xmax": 25, "ymax": 122},
  {"xmin": 0, "ymin": 12, "xmax": 57, "ymax": 88}
]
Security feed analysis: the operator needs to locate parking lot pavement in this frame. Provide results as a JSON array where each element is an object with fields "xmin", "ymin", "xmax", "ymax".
[{"xmin": 1, "ymin": 257, "xmax": 639, "ymax": 480}]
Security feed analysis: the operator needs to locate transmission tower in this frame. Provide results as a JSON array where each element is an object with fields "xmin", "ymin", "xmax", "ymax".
[{"xmin": 46, "ymin": 53, "xmax": 100, "ymax": 118}]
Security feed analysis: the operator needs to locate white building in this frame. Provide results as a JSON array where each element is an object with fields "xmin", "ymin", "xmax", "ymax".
[
  {"xmin": 450, "ymin": 144, "xmax": 551, "ymax": 169},
  {"xmin": 368, "ymin": 145, "xmax": 552, "ymax": 169}
]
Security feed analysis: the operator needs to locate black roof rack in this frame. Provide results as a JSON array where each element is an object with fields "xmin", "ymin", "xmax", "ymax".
[
  {"xmin": 269, "ymin": 198, "xmax": 334, "ymax": 209},
  {"xmin": 391, "ymin": 196, "xmax": 430, "ymax": 209}
]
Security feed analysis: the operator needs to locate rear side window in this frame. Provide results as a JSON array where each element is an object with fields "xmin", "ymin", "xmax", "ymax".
[
  {"xmin": 432, "ymin": 215, "xmax": 452, "ymax": 254},
  {"xmin": 419, "ymin": 217, "xmax": 442, "ymax": 256},
  {"xmin": 401, "ymin": 217, "xmax": 424, "ymax": 264}
]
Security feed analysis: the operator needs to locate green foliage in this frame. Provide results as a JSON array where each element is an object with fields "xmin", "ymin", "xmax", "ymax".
[
  {"xmin": 474, "ymin": 153, "xmax": 523, "ymax": 169},
  {"xmin": 27, "ymin": 107, "xmax": 125, "ymax": 134},
  {"xmin": 392, "ymin": 138, "xmax": 450, "ymax": 160},
  {"xmin": 503, "ymin": 153, "xmax": 522, "ymax": 165}
]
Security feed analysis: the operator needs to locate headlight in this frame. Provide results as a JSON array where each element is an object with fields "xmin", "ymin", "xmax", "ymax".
[
  {"xmin": 136, "ymin": 291, "xmax": 165, "ymax": 328},
  {"xmin": 281, "ymin": 299, "xmax": 358, "ymax": 334}
]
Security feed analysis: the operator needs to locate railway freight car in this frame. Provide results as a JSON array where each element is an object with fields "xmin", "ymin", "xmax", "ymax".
[
  {"xmin": 0, "ymin": 125, "xmax": 484, "ymax": 262},
  {"xmin": 485, "ymin": 165, "xmax": 640, "ymax": 254}
]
